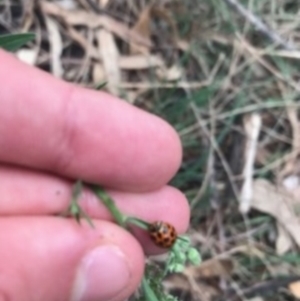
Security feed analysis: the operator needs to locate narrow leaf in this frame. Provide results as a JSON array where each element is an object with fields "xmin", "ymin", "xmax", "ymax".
[{"xmin": 0, "ymin": 33, "xmax": 35, "ymax": 52}]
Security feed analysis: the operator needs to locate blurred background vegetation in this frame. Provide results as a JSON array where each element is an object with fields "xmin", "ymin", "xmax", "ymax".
[{"xmin": 2, "ymin": 0, "xmax": 300, "ymax": 300}]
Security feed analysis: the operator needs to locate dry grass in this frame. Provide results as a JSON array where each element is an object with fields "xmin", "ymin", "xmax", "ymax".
[{"xmin": 2, "ymin": 0, "xmax": 300, "ymax": 300}]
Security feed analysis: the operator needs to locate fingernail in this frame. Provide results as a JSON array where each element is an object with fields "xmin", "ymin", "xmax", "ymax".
[{"xmin": 72, "ymin": 245, "xmax": 131, "ymax": 301}]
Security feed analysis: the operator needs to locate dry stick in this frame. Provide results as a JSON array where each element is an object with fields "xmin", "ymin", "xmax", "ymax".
[
  {"xmin": 240, "ymin": 113, "xmax": 262, "ymax": 214},
  {"xmin": 223, "ymin": 0, "xmax": 297, "ymax": 51},
  {"xmin": 119, "ymin": 80, "xmax": 211, "ymax": 90}
]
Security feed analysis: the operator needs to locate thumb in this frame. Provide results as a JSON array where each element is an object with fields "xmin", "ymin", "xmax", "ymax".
[{"xmin": 0, "ymin": 217, "xmax": 144, "ymax": 301}]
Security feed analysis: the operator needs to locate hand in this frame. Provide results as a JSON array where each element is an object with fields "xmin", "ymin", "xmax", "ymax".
[{"xmin": 0, "ymin": 49, "xmax": 190, "ymax": 301}]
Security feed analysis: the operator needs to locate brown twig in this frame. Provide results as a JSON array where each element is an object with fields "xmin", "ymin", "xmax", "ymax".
[{"xmin": 223, "ymin": 0, "xmax": 297, "ymax": 50}]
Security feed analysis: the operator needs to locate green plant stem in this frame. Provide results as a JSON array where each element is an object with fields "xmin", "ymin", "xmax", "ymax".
[
  {"xmin": 126, "ymin": 216, "xmax": 149, "ymax": 230},
  {"xmin": 90, "ymin": 185, "xmax": 127, "ymax": 227},
  {"xmin": 68, "ymin": 181, "xmax": 94, "ymax": 228},
  {"xmin": 141, "ymin": 277, "xmax": 160, "ymax": 301},
  {"xmin": 90, "ymin": 185, "xmax": 163, "ymax": 301},
  {"xmin": 90, "ymin": 185, "xmax": 150, "ymax": 231}
]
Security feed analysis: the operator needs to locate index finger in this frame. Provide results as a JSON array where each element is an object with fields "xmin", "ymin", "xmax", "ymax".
[{"xmin": 0, "ymin": 50, "xmax": 182, "ymax": 191}]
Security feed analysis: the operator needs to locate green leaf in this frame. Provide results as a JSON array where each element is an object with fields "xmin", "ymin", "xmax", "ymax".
[
  {"xmin": 68, "ymin": 180, "xmax": 94, "ymax": 228},
  {"xmin": 95, "ymin": 81, "xmax": 108, "ymax": 90},
  {"xmin": 0, "ymin": 33, "xmax": 35, "ymax": 52},
  {"xmin": 169, "ymin": 263, "xmax": 184, "ymax": 273},
  {"xmin": 70, "ymin": 203, "xmax": 80, "ymax": 215},
  {"xmin": 176, "ymin": 252, "xmax": 186, "ymax": 263},
  {"xmin": 187, "ymin": 248, "xmax": 201, "ymax": 265}
]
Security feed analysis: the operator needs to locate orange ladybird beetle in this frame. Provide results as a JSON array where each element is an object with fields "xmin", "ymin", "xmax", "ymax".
[{"xmin": 148, "ymin": 221, "xmax": 177, "ymax": 248}]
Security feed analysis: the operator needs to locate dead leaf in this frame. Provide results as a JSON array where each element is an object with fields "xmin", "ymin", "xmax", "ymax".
[
  {"xmin": 156, "ymin": 64, "xmax": 183, "ymax": 81},
  {"xmin": 130, "ymin": 6, "xmax": 152, "ymax": 54},
  {"xmin": 151, "ymin": 6, "xmax": 178, "ymax": 40},
  {"xmin": 92, "ymin": 63, "xmax": 106, "ymax": 84},
  {"xmin": 129, "ymin": 5, "xmax": 180, "ymax": 54},
  {"xmin": 283, "ymin": 175, "xmax": 300, "ymax": 208},
  {"xmin": 185, "ymin": 258, "xmax": 234, "ymax": 279},
  {"xmin": 45, "ymin": 16, "xmax": 63, "ymax": 77},
  {"xmin": 99, "ymin": 0, "xmax": 110, "ymax": 7},
  {"xmin": 252, "ymin": 179, "xmax": 300, "ymax": 252},
  {"xmin": 165, "ymin": 274, "xmax": 218, "ymax": 301},
  {"xmin": 56, "ymin": 0, "xmax": 78, "ymax": 10},
  {"xmin": 287, "ymin": 106, "xmax": 300, "ymax": 155},
  {"xmin": 278, "ymin": 173, "xmax": 300, "ymax": 254},
  {"xmin": 278, "ymin": 106, "xmax": 300, "ymax": 180},
  {"xmin": 289, "ymin": 281, "xmax": 300, "ymax": 298},
  {"xmin": 21, "ymin": 0, "xmax": 35, "ymax": 32},
  {"xmin": 164, "ymin": 274, "xmax": 190, "ymax": 291},
  {"xmin": 41, "ymin": 2, "xmax": 152, "ymax": 49},
  {"xmin": 96, "ymin": 29, "xmax": 120, "ymax": 95},
  {"xmin": 276, "ymin": 223, "xmax": 292, "ymax": 255},
  {"xmin": 119, "ymin": 55, "xmax": 164, "ymax": 70}
]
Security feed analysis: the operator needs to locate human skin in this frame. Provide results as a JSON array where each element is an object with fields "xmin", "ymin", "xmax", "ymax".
[{"xmin": 0, "ymin": 49, "xmax": 190, "ymax": 301}]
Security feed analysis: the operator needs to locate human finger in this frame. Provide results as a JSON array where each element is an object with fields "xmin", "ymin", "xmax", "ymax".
[
  {"xmin": 0, "ymin": 164, "xmax": 190, "ymax": 253},
  {"xmin": 0, "ymin": 50, "xmax": 182, "ymax": 191},
  {"xmin": 0, "ymin": 217, "xmax": 144, "ymax": 301}
]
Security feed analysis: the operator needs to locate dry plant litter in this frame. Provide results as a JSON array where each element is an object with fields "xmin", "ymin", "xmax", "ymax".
[{"xmin": 2, "ymin": 0, "xmax": 300, "ymax": 300}]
